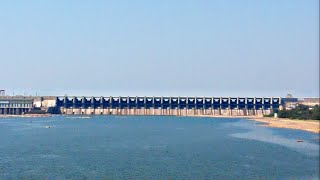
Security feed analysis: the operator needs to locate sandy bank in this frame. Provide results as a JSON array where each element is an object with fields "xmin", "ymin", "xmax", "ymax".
[
  {"xmin": 189, "ymin": 115, "xmax": 320, "ymax": 133},
  {"xmin": 249, "ymin": 117, "xmax": 320, "ymax": 134},
  {"xmin": 1, "ymin": 114, "xmax": 319, "ymax": 133}
]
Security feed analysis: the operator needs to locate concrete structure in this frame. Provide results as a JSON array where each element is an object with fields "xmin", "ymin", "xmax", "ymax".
[
  {"xmin": 56, "ymin": 96, "xmax": 283, "ymax": 116},
  {"xmin": 33, "ymin": 96, "xmax": 57, "ymax": 109},
  {"xmin": 298, "ymin": 98, "xmax": 320, "ymax": 106},
  {"xmin": 0, "ymin": 96, "xmax": 33, "ymax": 114},
  {"xmin": 282, "ymin": 97, "xmax": 319, "ymax": 109}
]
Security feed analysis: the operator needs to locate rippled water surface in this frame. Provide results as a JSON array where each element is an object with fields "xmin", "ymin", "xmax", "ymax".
[{"xmin": 0, "ymin": 116, "xmax": 319, "ymax": 179}]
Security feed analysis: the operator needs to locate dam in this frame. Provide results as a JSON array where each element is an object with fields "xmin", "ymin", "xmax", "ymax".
[{"xmin": 56, "ymin": 96, "xmax": 283, "ymax": 116}]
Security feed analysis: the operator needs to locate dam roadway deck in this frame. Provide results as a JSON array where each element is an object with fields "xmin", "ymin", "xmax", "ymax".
[{"xmin": 56, "ymin": 96, "xmax": 283, "ymax": 116}]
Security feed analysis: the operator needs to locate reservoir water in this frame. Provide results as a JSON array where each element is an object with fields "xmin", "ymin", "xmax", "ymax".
[{"xmin": 0, "ymin": 116, "xmax": 319, "ymax": 179}]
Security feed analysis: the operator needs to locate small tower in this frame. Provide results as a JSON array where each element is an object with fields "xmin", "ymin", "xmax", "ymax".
[
  {"xmin": 0, "ymin": 90, "xmax": 5, "ymax": 96},
  {"xmin": 286, "ymin": 93, "xmax": 293, "ymax": 98}
]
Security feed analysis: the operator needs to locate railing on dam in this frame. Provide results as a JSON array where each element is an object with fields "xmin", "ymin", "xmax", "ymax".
[{"xmin": 56, "ymin": 96, "xmax": 283, "ymax": 116}]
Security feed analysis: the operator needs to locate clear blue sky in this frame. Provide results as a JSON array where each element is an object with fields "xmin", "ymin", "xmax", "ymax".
[{"xmin": 0, "ymin": 0, "xmax": 319, "ymax": 97}]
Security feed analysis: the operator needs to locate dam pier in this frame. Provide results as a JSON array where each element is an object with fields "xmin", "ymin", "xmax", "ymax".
[{"xmin": 56, "ymin": 96, "xmax": 283, "ymax": 116}]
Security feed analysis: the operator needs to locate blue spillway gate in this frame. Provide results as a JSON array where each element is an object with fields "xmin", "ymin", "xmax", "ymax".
[{"xmin": 57, "ymin": 96, "xmax": 284, "ymax": 112}]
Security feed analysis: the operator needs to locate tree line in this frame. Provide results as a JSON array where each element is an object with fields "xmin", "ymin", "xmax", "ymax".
[{"xmin": 265, "ymin": 104, "xmax": 320, "ymax": 120}]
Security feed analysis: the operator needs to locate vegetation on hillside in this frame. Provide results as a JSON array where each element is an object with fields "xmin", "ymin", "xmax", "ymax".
[{"xmin": 265, "ymin": 104, "xmax": 320, "ymax": 120}]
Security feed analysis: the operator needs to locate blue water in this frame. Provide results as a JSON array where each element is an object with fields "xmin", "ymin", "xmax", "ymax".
[{"xmin": 0, "ymin": 116, "xmax": 319, "ymax": 179}]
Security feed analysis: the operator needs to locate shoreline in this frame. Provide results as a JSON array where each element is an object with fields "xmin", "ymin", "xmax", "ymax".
[
  {"xmin": 248, "ymin": 116, "xmax": 320, "ymax": 134},
  {"xmin": 189, "ymin": 114, "xmax": 320, "ymax": 134},
  {"xmin": 0, "ymin": 114, "xmax": 52, "ymax": 118},
  {"xmin": 1, "ymin": 114, "xmax": 319, "ymax": 134}
]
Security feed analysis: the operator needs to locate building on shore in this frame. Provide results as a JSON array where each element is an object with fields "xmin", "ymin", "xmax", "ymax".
[
  {"xmin": 0, "ymin": 96, "xmax": 33, "ymax": 115},
  {"xmin": 282, "ymin": 94, "xmax": 319, "ymax": 110}
]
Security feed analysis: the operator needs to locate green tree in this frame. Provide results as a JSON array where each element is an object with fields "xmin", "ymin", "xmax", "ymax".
[{"xmin": 269, "ymin": 104, "xmax": 320, "ymax": 120}]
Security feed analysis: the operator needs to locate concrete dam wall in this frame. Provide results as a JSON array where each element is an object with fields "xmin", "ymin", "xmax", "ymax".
[{"xmin": 57, "ymin": 96, "xmax": 283, "ymax": 116}]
